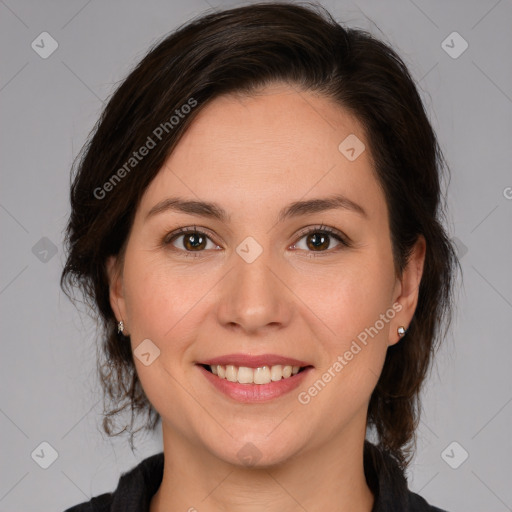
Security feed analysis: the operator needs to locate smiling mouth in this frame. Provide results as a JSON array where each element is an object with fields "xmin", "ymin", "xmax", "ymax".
[{"xmin": 200, "ymin": 364, "xmax": 310, "ymax": 385}]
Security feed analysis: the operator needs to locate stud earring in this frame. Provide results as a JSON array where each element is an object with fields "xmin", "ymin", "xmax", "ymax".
[
  {"xmin": 118, "ymin": 320, "xmax": 124, "ymax": 334},
  {"xmin": 397, "ymin": 326, "xmax": 406, "ymax": 337}
]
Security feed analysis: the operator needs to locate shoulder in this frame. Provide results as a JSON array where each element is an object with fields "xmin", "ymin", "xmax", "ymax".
[
  {"xmin": 364, "ymin": 441, "xmax": 449, "ymax": 512},
  {"xmin": 61, "ymin": 452, "xmax": 164, "ymax": 512},
  {"xmin": 408, "ymin": 490, "xmax": 448, "ymax": 511},
  {"xmin": 62, "ymin": 492, "xmax": 112, "ymax": 512}
]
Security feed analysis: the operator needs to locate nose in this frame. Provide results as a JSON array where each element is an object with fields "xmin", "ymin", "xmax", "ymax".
[{"xmin": 215, "ymin": 245, "xmax": 293, "ymax": 335}]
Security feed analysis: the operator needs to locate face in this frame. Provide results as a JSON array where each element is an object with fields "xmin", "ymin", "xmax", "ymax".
[{"xmin": 108, "ymin": 84, "xmax": 424, "ymax": 467}]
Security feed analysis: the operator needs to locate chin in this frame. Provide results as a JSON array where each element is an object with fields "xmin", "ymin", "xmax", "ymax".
[{"xmin": 203, "ymin": 426, "xmax": 308, "ymax": 469}]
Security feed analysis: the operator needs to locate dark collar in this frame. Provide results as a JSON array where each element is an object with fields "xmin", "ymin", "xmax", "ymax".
[
  {"xmin": 364, "ymin": 440, "xmax": 410, "ymax": 511},
  {"xmin": 364, "ymin": 441, "xmax": 446, "ymax": 512},
  {"xmin": 64, "ymin": 442, "xmax": 446, "ymax": 511}
]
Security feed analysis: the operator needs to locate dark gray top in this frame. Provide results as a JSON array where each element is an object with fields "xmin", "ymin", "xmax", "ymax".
[{"xmin": 63, "ymin": 442, "xmax": 448, "ymax": 512}]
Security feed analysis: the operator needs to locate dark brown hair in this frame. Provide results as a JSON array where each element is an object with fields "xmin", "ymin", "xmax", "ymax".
[{"xmin": 61, "ymin": 1, "xmax": 459, "ymax": 465}]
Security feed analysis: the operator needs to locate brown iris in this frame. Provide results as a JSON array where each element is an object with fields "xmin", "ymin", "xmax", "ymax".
[
  {"xmin": 306, "ymin": 232, "xmax": 330, "ymax": 251},
  {"xmin": 183, "ymin": 232, "xmax": 207, "ymax": 251}
]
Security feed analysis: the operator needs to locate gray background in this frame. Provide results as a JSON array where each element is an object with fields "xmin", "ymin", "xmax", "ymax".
[{"xmin": 1, "ymin": 0, "xmax": 511, "ymax": 510}]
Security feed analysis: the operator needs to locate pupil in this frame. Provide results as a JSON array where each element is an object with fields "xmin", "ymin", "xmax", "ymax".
[
  {"xmin": 186, "ymin": 233, "xmax": 205, "ymax": 250},
  {"xmin": 309, "ymin": 233, "xmax": 328, "ymax": 250}
]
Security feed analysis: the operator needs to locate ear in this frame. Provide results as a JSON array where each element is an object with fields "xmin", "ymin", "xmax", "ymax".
[
  {"xmin": 106, "ymin": 255, "xmax": 128, "ymax": 334},
  {"xmin": 389, "ymin": 235, "xmax": 426, "ymax": 346}
]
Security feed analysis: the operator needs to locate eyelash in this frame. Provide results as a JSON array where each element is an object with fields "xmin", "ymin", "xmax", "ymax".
[{"xmin": 162, "ymin": 224, "xmax": 350, "ymax": 258}]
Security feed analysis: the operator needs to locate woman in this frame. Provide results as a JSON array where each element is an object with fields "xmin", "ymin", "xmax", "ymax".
[{"xmin": 61, "ymin": 2, "xmax": 458, "ymax": 511}]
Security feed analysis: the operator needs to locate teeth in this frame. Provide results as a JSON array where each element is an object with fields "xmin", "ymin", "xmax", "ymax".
[
  {"xmin": 270, "ymin": 365, "xmax": 283, "ymax": 381},
  {"xmin": 226, "ymin": 365, "xmax": 237, "ymax": 382},
  {"xmin": 208, "ymin": 364, "xmax": 303, "ymax": 384},
  {"xmin": 237, "ymin": 366, "xmax": 254, "ymax": 384},
  {"xmin": 254, "ymin": 366, "xmax": 271, "ymax": 384}
]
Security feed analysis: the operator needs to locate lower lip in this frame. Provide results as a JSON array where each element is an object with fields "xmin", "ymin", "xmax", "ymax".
[{"xmin": 198, "ymin": 365, "xmax": 313, "ymax": 403}]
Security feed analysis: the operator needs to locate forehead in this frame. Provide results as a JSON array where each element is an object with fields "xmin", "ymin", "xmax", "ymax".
[
  {"xmin": 178, "ymin": 84, "xmax": 366, "ymax": 159},
  {"xmin": 138, "ymin": 85, "xmax": 385, "ymax": 222}
]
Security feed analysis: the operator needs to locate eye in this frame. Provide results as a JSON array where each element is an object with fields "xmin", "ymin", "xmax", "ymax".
[
  {"xmin": 291, "ymin": 225, "xmax": 349, "ymax": 254},
  {"xmin": 164, "ymin": 226, "xmax": 219, "ymax": 255},
  {"xmin": 163, "ymin": 224, "xmax": 350, "ymax": 257}
]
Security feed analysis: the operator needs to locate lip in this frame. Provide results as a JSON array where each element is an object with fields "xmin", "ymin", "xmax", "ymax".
[
  {"xmin": 198, "ymin": 364, "xmax": 314, "ymax": 403},
  {"xmin": 200, "ymin": 353, "xmax": 312, "ymax": 368}
]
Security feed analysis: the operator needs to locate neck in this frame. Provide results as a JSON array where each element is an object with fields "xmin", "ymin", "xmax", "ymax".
[{"xmin": 150, "ymin": 423, "xmax": 374, "ymax": 512}]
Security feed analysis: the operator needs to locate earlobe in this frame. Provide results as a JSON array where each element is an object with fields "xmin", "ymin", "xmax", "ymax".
[
  {"xmin": 389, "ymin": 235, "xmax": 426, "ymax": 345},
  {"xmin": 400, "ymin": 235, "xmax": 426, "ymax": 306},
  {"xmin": 106, "ymin": 255, "xmax": 127, "ymax": 328}
]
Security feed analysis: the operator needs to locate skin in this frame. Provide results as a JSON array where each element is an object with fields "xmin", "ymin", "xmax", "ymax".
[{"xmin": 107, "ymin": 84, "xmax": 426, "ymax": 512}]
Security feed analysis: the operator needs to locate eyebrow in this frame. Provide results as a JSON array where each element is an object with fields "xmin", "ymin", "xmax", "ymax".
[{"xmin": 145, "ymin": 194, "xmax": 367, "ymax": 223}]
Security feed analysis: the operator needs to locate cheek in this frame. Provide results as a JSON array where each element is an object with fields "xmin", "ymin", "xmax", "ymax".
[
  {"xmin": 121, "ymin": 250, "xmax": 203, "ymax": 343},
  {"xmin": 304, "ymin": 253, "xmax": 395, "ymax": 398},
  {"xmin": 302, "ymin": 281, "xmax": 393, "ymax": 420},
  {"xmin": 303, "ymin": 256, "xmax": 395, "ymax": 343},
  {"xmin": 121, "ymin": 252, "xmax": 209, "ymax": 417}
]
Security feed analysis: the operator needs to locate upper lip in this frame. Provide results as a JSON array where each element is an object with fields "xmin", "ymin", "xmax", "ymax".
[{"xmin": 199, "ymin": 354, "xmax": 312, "ymax": 368}]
